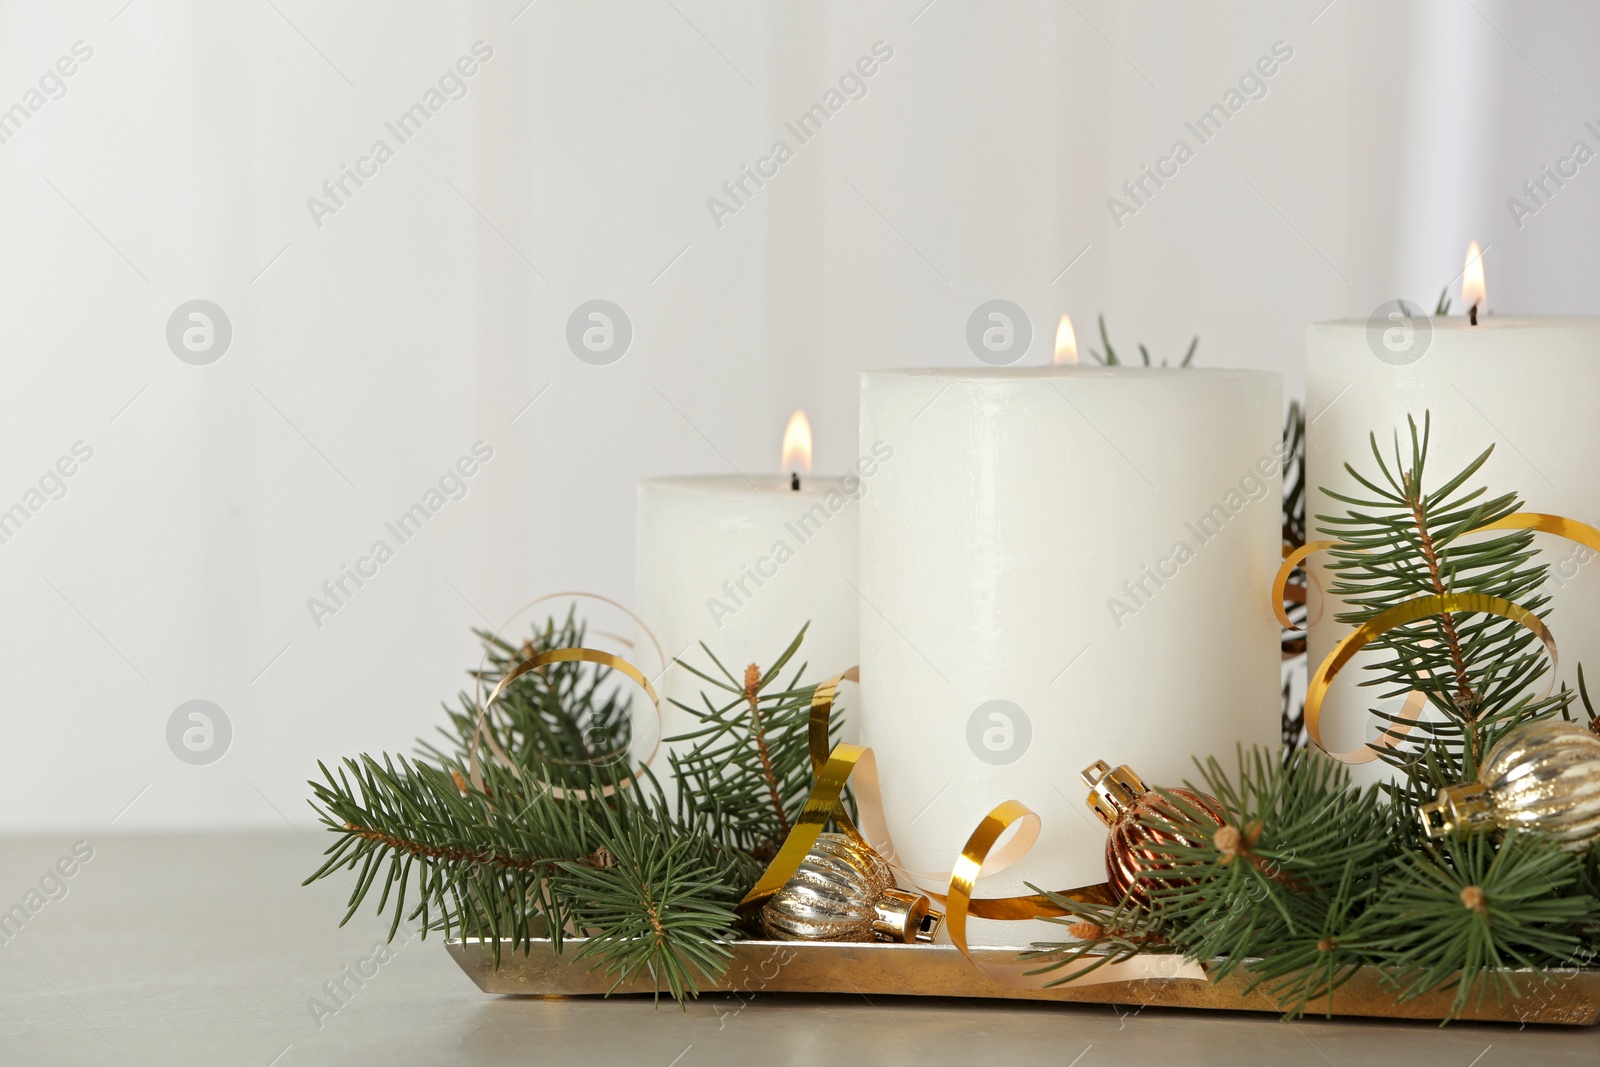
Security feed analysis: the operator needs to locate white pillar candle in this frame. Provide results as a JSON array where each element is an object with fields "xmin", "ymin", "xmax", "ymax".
[
  {"xmin": 634, "ymin": 472, "xmax": 865, "ymax": 766},
  {"xmin": 859, "ymin": 367, "xmax": 1282, "ymax": 937},
  {"xmin": 1306, "ymin": 315, "xmax": 1600, "ymax": 760}
]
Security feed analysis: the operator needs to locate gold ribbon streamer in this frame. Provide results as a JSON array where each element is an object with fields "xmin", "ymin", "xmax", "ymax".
[
  {"xmin": 1274, "ymin": 513, "xmax": 1600, "ymax": 762},
  {"xmin": 1305, "ymin": 593, "xmax": 1558, "ymax": 762},
  {"xmin": 945, "ymin": 800, "xmax": 1041, "ymax": 956},
  {"xmin": 467, "ymin": 647, "xmax": 663, "ymax": 802},
  {"xmin": 805, "ymin": 669, "xmax": 1041, "ymax": 892},
  {"xmin": 1272, "ymin": 540, "xmax": 1334, "ymax": 630},
  {"xmin": 748, "ymin": 668, "xmax": 1201, "ymax": 986},
  {"xmin": 1473, "ymin": 512, "xmax": 1600, "ymax": 553},
  {"xmin": 737, "ymin": 737, "xmax": 872, "ymax": 919},
  {"xmin": 945, "ymin": 801, "xmax": 1205, "ymax": 987},
  {"xmin": 474, "ymin": 591, "xmax": 666, "ymax": 713}
]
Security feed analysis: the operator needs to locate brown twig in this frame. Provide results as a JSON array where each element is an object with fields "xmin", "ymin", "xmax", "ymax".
[
  {"xmin": 343, "ymin": 822, "xmax": 541, "ymax": 872},
  {"xmin": 643, "ymin": 896, "xmax": 667, "ymax": 943},
  {"xmin": 744, "ymin": 662, "xmax": 792, "ymax": 840},
  {"xmin": 1405, "ymin": 471, "xmax": 1479, "ymax": 758}
]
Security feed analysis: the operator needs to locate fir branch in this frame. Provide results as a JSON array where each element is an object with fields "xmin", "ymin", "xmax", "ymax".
[
  {"xmin": 424, "ymin": 608, "xmax": 635, "ymax": 785},
  {"xmin": 1317, "ymin": 413, "xmax": 1569, "ymax": 799},
  {"xmin": 1351, "ymin": 832, "xmax": 1595, "ymax": 1019},
  {"xmin": 305, "ymin": 615, "xmax": 764, "ymax": 998},
  {"xmin": 667, "ymin": 626, "xmax": 841, "ymax": 861},
  {"xmin": 1241, "ymin": 856, "xmax": 1373, "ymax": 1018},
  {"xmin": 1572, "ymin": 664, "xmax": 1600, "ymax": 735},
  {"xmin": 559, "ymin": 799, "xmax": 742, "ymax": 1004},
  {"xmin": 340, "ymin": 822, "xmax": 539, "ymax": 872},
  {"xmin": 304, "ymin": 752, "xmax": 573, "ymax": 951},
  {"xmin": 1136, "ymin": 747, "xmax": 1398, "ymax": 987},
  {"xmin": 1023, "ymin": 891, "xmax": 1173, "ymax": 985}
]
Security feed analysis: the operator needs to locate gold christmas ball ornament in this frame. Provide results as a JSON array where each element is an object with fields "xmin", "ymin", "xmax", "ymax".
[
  {"xmin": 1420, "ymin": 720, "xmax": 1600, "ymax": 850},
  {"xmin": 758, "ymin": 832, "xmax": 942, "ymax": 943},
  {"xmin": 1082, "ymin": 759, "xmax": 1227, "ymax": 908}
]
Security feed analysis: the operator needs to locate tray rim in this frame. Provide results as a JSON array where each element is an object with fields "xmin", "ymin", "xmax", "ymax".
[{"xmin": 444, "ymin": 935, "xmax": 1600, "ymax": 1027}]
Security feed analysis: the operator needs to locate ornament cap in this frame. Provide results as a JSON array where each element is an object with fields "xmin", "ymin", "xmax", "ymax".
[
  {"xmin": 1082, "ymin": 759, "xmax": 1149, "ymax": 826},
  {"xmin": 871, "ymin": 888, "xmax": 943, "ymax": 944},
  {"xmin": 1420, "ymin": 782, "xmax": 1493, "ymax": 839}
]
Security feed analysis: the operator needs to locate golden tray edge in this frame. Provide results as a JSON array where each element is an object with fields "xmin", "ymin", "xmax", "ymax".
[{"xmin": 445, "ymin": 937, "xmax": 1600, "ymax": 1026}]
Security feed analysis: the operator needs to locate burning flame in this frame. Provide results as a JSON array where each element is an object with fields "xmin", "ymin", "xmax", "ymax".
[
  {"xmin": 1053, "ymin": 313, "xmax": 1078, "ymax": 365},
  {"xmin": 1462, "ymin": 241, "xmax": 1486, "ymax": 314},
  {"xmin": 781, "ymin": 410, "xmax": 812, "ymax": 475}
]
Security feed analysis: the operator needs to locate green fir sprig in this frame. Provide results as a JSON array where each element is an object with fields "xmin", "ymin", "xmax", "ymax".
[
  {"xmin": 1351, "ymin": 832, "xmax": 1593, "ymax": 1018},
  {"xmin": 1085, "ymin": 313, "xmax": 1198, "ymax": 367},
  {"xmin": 303, "ymin": 618, "xmax": 820, "ymax": 999},
  {"xmin": 1318, "ymin": 414, "xmax": 1569, "ymax": 807},
  {"xmin": 667, "ymin": 625, "xmax": 845, "ymax": 860}
]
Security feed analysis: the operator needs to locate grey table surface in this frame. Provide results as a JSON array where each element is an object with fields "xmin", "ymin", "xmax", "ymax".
[{"xmin": 1, "ymin": 832, "xmax": 1595, "ymax": 1066}]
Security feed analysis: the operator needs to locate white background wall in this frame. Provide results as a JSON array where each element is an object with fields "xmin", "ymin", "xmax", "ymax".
[{"xmin": 3, "ymin": 0, "xmax": 1597, "ymax": 831}]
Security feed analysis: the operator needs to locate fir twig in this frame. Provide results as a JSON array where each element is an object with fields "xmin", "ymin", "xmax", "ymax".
[
  {"xmin": 1085, "ymin": 313, "xmax": 1199, "ymax": 368},
  {"xmin": 1318, "ymin": 413, "xmax": 1568, "ymax": 802},
  {"xmin": 667, "ymin": 625, "xmax": 841, "ymax": 861}
]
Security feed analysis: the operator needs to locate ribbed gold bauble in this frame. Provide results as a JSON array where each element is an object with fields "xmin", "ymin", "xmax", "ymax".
[
  {"xmin": 1421, "ymin": 720, "xmax": 1600, "ymax": 850},
  {"xmin": 758, "ymin": 832, "xmax": 939, "ymax": 943}
]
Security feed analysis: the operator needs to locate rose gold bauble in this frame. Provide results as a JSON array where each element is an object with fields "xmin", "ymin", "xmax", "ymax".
[{"xmin": 1081, "ymin": 759, "xmax": 1226, "ymax": 907}]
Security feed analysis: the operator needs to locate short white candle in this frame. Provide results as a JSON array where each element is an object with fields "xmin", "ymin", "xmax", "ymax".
[
  {"xmin": 1306, "ymin": 314, "xmax": 1600, "ymax": 758},
  {"xmin": 859, "ymin": 365, "xmax": 1282, "ymax": 932},
  {"xmin": 635, "ymin": 419, "xmax": 881, "ymax": 769}
]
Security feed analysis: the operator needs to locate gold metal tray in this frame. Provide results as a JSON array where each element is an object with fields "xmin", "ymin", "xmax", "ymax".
[{"xmin": 445, "ymin": 937, "xmax": 1600, "ymax": 1025}]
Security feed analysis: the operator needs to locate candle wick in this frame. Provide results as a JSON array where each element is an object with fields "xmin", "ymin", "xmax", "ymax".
[
  {"xmin": 790, "ymin": 472, "xmax": 800, "ymax": 491},
  {"xmin": 1469, "ymin": 303, "xmax": 1478, "ymax": 326}
]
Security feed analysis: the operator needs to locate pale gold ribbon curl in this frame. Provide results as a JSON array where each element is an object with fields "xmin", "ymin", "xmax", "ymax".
[
  {"xmin": 467, "ymin": 647, "xmax": 663, "ymax": 802},
  {"xmin": 464, "ymin": 592, "xmax": 667, "ymax": 800},
  {"xmin": 473, "ymin": 590, "xmax": 666, "ymax": 713},
  {"xmin": 1304, "ymin": 592, "xmax": 1557, "ymax": 762},
  {"xmin": 1273, "ymin": 513, "xmax": 1599, "ymax": 762}
]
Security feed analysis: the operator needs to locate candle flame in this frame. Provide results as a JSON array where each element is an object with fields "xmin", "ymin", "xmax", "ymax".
[
  {"xmin": 1462, "ymin": 241, "xmax": 1486, "ymax": 314},
  {"xmin": 781, "ymin": 409, "xmax": 812, "ymax": 475},
  {"xmin": 1053, "ymin": 313, "xmax": 1078, "ymax": 365}
]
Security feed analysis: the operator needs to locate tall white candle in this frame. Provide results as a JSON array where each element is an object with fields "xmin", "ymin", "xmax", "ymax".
[
  {"xmin": 859, "ymin": 367, "xmax": 1282, "ymax": 939},
  {"xmin": 634, "ymin": 470, "xmax": 865, "ymax": 767},
  {"xmin": 1306, "ymin": 315, "xmax": 1600, "ymax": 759}
]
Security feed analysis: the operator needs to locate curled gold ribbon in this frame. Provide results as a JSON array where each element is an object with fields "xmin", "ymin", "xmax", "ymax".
[
  {"xmin": 1276, "ymin": 513, "xmax": 1600, "ymax": 762},
  {"xmin": 1273, "ymin": 540, "xmax": 1334, "ymax": 630},
  {"xmin": 944, "ymin": 800, "xmax": 1041, "ymax": 958},
  {"xmin": 737, "ymin": 737, "xmax": 872, "ymax": 919},
  {"xmin": 475, "ymin": 591, "xmax": 666, "ymax": 712},
  {"xmin": 944, "ymin": 801, "xmax": 1204, "ymax": 987},
  {"xmin": 744, "ymin": 670, "xmax": 1070, "ymax": 914},
  {"xmin": 804, "ymin": 669, "xmax": 1042, "ymax": 891},
  {"xmin": 467, "ymin": 646, "xmax": 663, "ymax": 801},
  {"xmin": 1275, "ymin": 513, "xmax": 1600, "ymax": 633},
  {"xmin": 1305, "ymin": 592, "xmax": 1558, "ymax": 762}
]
